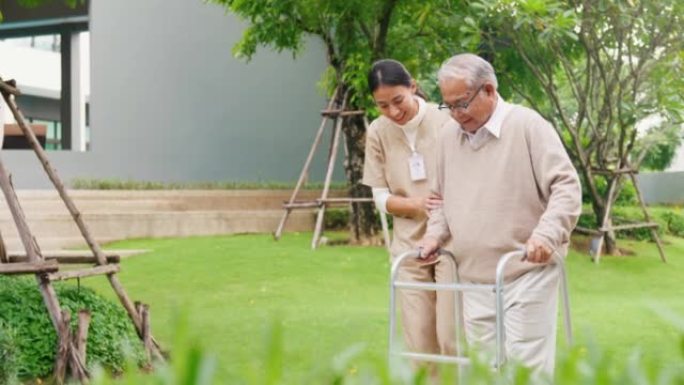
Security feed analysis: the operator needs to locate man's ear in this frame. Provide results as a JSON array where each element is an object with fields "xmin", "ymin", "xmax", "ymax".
[{"xmin": 484, "ymin": 82, "xmax": 497, "ymax": 96}]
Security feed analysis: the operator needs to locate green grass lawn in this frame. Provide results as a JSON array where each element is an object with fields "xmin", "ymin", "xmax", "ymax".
[{"xmin": 79, "ymin": 233, "xmax": 684, "ymax": 383}]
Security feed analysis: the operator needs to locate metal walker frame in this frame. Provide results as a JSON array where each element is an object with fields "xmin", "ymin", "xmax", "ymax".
[{"xmin": 389, "ymin": 249, "xmax": 573, "ymax": 371}]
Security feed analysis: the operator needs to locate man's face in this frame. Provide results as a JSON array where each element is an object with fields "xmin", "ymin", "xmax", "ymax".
[{"xmin": 439, "ymin": 77, "xmax": 496, "ymax": 133}]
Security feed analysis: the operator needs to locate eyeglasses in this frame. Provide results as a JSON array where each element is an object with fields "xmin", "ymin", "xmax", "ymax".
[{"xmin": 438, "ymin": 84, "xmax": 484, "ymax": 112}]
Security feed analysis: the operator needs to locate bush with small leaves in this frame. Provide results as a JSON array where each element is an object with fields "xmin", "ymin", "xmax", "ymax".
[{"xmin": 0, "ymin": 275, "xmax": 145, "ymax": 380}]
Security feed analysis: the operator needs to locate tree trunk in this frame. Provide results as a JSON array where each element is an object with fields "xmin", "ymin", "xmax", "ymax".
[
  {"xmin": 604, "ymin": 231, "xmax": 618, "ymax": 255},
  {"xmin": 341, "ymin": 106, "xmax": 379, "ymax": 244},
  {"xmin": 580, "ymin": 168, "xmax": 623, "ymax": 256}
]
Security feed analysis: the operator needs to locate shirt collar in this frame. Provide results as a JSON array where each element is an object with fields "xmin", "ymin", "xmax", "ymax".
[
  {"xmin": 480, "ymin": 94, "xmax": 510, "ymax": 139},
  {"xmin": 458, "ymin": 93, "xmax": 510, "ymax": 140},
  {"xmin": 387, "ymin": 96, "xmax": 426, "ymax": 152}
]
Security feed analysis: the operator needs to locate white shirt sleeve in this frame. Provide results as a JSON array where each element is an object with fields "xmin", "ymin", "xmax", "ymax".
[{"xmin": 372, "ymin": 187, "xmax": 391, "ymax": 214}]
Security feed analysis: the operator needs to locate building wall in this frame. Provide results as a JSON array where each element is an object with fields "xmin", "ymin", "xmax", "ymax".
[
  {"xmin": 2, "ymin": 0, "xmax": 338, "ymax": 188},
  {"xmin": 666, "ymin": 144, "xmax": 684, "ymax": 172},
  {"xmin": 636, "ymin": 171, "xmax": 684, "ymax": 205}
]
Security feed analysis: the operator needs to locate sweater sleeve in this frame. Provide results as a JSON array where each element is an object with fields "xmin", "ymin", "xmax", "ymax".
[
  {"xmin": 362, "ymin": 122, "xmax": 389, "ymax": 189},
  {"xmin": 526, "ymin": 114, "xmax": 582, "ymax": 251},
  {"xmin": 424, "ymin": 127, "xmax": 451, "ymax": 244}
]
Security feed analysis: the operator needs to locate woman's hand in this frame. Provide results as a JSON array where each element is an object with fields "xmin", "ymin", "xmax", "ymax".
[{"xmin": 425, "ymin": 191, "xmax": 443, "ymax": 212}]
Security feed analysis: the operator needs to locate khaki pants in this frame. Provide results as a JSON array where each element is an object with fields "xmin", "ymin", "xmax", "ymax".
[
  {"xmin": 462, "ymin": 264, "xmax": 560, "ymax": 375},
  {"xmin": 397, "ymin": 254, "xmax": 457, "ymax": 355}
]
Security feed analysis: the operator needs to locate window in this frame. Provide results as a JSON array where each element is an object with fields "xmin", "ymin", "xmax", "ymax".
[{"xmin": 0, "ymin": 1, "xmax": 89, "ymax": 151}]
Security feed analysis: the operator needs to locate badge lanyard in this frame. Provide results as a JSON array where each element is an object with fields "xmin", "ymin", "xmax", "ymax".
[{"xmin": 407, "ymin": 135, "xmax": 426, "ymax": 181}]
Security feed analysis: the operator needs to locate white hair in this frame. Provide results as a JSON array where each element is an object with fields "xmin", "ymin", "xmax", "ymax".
[{"xmin": 437, "ymin": 53, "xmax": 498, "ymax": 89}]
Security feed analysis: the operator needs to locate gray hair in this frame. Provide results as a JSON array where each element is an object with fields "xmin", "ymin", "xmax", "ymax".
[{"xmin": 437, "ymin": 53, "xmax": 498, "ymax": 89}]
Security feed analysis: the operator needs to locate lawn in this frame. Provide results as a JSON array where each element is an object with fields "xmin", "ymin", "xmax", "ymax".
[{"xmin": 80, "ymin": 232, "xmax": 684, "ymax": 383}]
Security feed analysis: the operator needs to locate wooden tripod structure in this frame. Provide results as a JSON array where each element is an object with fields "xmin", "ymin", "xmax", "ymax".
[
  {"xmin": 0, "ymin": 76, "xmax": 164, "ymax": 384},
  {"xmin": 584, "ymin": 166, "xmax": 666, "ymax": 264},
  {"xmin": 274, "ymin": 88, "xmax": 390, "ymax": 249}
]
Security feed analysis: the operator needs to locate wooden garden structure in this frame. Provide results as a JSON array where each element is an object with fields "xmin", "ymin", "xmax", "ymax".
[
  {"xmin": 0, "ymin": 76, "xmax": 163, "ymax": 384},
  {"xmin": 577, "ymin": 166, "xmax": 666, "ymax": 264},
  {"xmin": 274, "ymin": 88, "xmax": 390, "ymax": 249}
]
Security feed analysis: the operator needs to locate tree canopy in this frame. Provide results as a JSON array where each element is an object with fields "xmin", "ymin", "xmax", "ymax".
[
  {"xmin": 212, "ymin": 0, "xmax": 473, "ymax": 241},
  {"xmin": 215, "ymin": 0, "xmax": 684, "ymax": 250},
  {"xmin": 466, "ymin": 0, "xmax": 684, "ymax": 252}
]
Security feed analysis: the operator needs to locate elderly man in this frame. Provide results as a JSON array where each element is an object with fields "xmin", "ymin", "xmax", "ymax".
[{"xmin": 419, "ymin": 53, "xmax": 582, "ymax": 375}]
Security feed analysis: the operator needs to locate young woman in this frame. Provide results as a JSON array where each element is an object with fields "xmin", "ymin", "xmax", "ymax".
[{"xmin": 362, "ymin": 59, "xmax": 456, "ymax": 357}]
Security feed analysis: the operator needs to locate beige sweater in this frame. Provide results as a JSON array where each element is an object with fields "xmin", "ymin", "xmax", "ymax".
[
  {"xmin": 426, "ymin": 103, "xmax": 581, "ymax": 283},
  {"xmin": 362, "ymin": 103, "xmax": 451, "ymax": 256}
]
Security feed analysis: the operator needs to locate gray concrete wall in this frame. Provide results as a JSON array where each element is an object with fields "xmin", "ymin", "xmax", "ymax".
[
  {"xmin": 3, "ymin": 0, "xmax": 342, "ymax": 188},
  {"xmin": 636, "ymin": 171, "xmax": 684, "ymax": 205}
]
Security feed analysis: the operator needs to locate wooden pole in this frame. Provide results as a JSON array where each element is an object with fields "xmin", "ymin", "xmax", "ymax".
[
  {"xmin": 54, "ymin": 310, "xmax": 72, "ymax": 385},
  {"xmin": 141, "ymin": 304, "xmax": 153, "ymax": 363},
  {"xmin": 0, "ymin": 260, "xmax": 59, "ymax": 275},
  {"xmin": 629, "ymin": 172, "xmax": 667, "ymax": 262},
  {"xmin": 9, "ymin": 252, "xmax": 121, "ymax": 264},
  {"xmin": 0, "ymin": 160, "xmax": 42, "ymax": 261},
  {"xmin": 49, "ymin": 264, "xmax": 120, "ymax": 282},
  {"xmin": 593, "ymin": 176, "xmax": 619, "ymax": 264},
  {"xmin": 600, "ymin": 222, "xmax": 658, "ymax": 232},
  {"xmin": 311, "ymin": 95, "xmax": 348, "ymax": 249},
  {"xmin": 0, "ymin": 228, "xmax": 7, "ymax": 263},
  {"xmin": 55, "ymin": 310, "xmax": 90, "ymax": 384},
  {"xmin": 0, "ymin": 78, "xmax": 20, "ymax": 96},
  {"xmin": 1, "ymin": 83, "xmax": 165, "ymax": 361},
  {"xmin": 0, "ymin": 156, "xmax": 64, "ymax": 329},
  {"xmin": 74, "ymin": 310, "xmax": 91, "ymax": 365},
  {"xmin": 274, "ymin": 88, "xmax": 339, "ymax": 240}
]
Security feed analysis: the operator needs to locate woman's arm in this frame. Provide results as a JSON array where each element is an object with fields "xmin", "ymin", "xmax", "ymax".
[{"xmin": 386, "ymin": 195, "xmax": 426, "ymax": 218}]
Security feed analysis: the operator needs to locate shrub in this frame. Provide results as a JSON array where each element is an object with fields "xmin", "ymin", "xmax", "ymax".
[
  {"xmin": 577, "ymin": 206, "xmax": 684, "ymax": 241},
  {"xmin": 323, "ymin": 207, "xmax": 393, "ymax": 231},
  {"xmin": 70, "ymin": 178, "xmax": 348, "ymax": 191},
  {"xmin": 0, "ymin": 276, "xmax": 145, "ymax": 380},
  {"xmin": 324, "ymin": 208, "xmax": 350, "ymax": 230},
  {"xmin": 576, "ymin": 211, "xmax": 598, "ymax": 230},
  {"xmin": 582, "ymin": 177, "xmax": 637, "ymax": 205},
  {"xmin": 0, "ymin": 321, "xmax": 18, "ymax": 385},
  {"xmin": 661, "ymin": 211, "xmax": 684, "ymax": 237}
]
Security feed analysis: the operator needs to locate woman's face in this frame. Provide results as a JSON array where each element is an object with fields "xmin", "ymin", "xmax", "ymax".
[{"xmin": 372, "ymin": 83, "xmax": 418, "ymax": 126}]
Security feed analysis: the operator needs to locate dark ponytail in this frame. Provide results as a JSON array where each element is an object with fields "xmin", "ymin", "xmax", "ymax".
[{"xmin": 368, "ymin": 59, "xmax": 429, "ymax": 101}]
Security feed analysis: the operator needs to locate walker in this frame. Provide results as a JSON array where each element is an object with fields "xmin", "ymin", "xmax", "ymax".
[{"xmin": 388, "ymin": 249, "xmax": 573, "ymax": 371}]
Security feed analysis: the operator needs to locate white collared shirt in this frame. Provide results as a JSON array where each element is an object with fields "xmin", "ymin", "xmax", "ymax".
[
  {"xmin": 394, "ymin": 96, "xmax": 427, "ymax": 152},
  {"xmin": 461, "ymin": 94, "xmax": 511, "ymax": 148}
]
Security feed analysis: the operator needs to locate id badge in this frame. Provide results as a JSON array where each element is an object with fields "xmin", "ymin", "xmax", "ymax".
[{"xmin": 408, "ymin": 152, "xmax": 427, "ymax": 181}]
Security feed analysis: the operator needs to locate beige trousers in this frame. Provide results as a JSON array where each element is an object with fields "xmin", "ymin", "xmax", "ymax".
[
  {"xmin": 462, "ymin": 264, "xmax": 560, "ymax": 375},
  {"xmin": 397, "ymin": 254, "xmax": 458, "ymax": 355}
]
